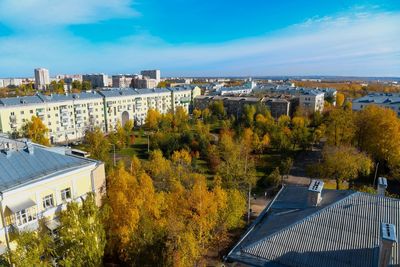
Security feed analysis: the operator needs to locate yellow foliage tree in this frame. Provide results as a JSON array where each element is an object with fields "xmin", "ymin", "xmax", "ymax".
[{"xmin": 22, "ymin": 116, "xmax": 50, "ymax": 146}]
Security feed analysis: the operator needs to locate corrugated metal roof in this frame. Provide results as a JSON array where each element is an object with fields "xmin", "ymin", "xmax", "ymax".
[
  {"xmin": 228, "ymin": 186, "xmax": 399, "ymax": 267},
  {"xmin": 0, "ymin": 95, "xmax": 44, "ymax": 106},
  {"xmin": 98, "ymin": 88, "xmax": 138, "ymax": 98},
  {"xmin": 0, "ymin": 138, "xmax": 95, "ymax": 192}
]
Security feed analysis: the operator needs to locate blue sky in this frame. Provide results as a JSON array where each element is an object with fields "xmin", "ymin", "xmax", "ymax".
[{"xmin": 0, "ymin": 0, "xmax": 399, "ymax": 77}]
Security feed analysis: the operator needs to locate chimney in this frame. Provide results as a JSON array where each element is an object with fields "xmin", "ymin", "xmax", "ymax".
[
  {"xmin": 308, "ymin": 180, "xmax": 324, "ymax": 207},
  {"xmin": 378, "ymin": 223, "xmax": 397, "ymax": 267},
  {"xmin": 377, "ymin": 177, "xmax": 388, "ymax": 196}
]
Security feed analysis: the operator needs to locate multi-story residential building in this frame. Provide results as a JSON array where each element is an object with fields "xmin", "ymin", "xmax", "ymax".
[
  {"xmin": 82, "ymin": 74, "xmax": 108, "ymax": 89},
  {"xmin": 194, "ymin": 95, "xmax": 296, "ymax": 119},
  {"xmin": 352, "ymin": 93, "xmax": 400, "ymax": 116},
  {"xmin": 99, "ymin": 88, "xmax": 175, "ymax": 130},
  {"xmin": 226, "ymin": 179, "xmax": 399, "ymax": 267},
  {"xmin": 111, "ymin": 75, "xmax": 135, "ymax": 88},
  {"xmin": 0, "ymin": 92, "xmax": 105, "ymax": 143},
  {"xmin": 132, "ymin": 78, "xmax": 158, "ymax": 89},
  {"xmin": 299, "ymin": 90, "xmax": 325, "ymax": 113},
  {"xmin": 0, "ymin": 137, "xmax": 106, "ymax": 254},
  {"xmin": 140, "ymin": 69, "xmax": 161, "ymax": 82},
  {"xmin": 0, "ymin": 87, "xmax": 200, "ymax": 143},
  {"xmin": 168, "ymin": 86, "xmax": 201, "ymax": 113},
  {"xmin": 34, "ymin": 68, "xmax": 50, "ymax": 90}
]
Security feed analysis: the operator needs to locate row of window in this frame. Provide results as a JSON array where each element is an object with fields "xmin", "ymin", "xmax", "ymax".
[{"xmin": 14, "ymin": 188, "xmax": 72, "ymax": 227}]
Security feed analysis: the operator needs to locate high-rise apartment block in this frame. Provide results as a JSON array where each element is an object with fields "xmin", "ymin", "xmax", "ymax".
[{"xmin": 34, "ymin": 68, "xmax": 50, "ymax": 90}]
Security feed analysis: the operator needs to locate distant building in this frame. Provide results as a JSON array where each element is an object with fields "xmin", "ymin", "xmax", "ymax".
[
  {"xmin": 0, "ymin": 136, "xmax": 105, "ymax": 254},
  {"xmin": 226, "ymin": 179, "xmax": 399, "ymax": 267},
  {"xmin": 352, "ymin": 93, "xmax": 400, "ymax": 116},
  {"xmin": 299, "ymin": 90, "xmax": 325, "ymax": 113},
  {"xmin": 133, "ymin": 78, "xmax": 158, "ymax": 89},
  {"xmin": 82, "ymin": 74, "xmax": 108, "ymax": 88},
  {"xmin": 194, "ymin": 95, "xmax": 297, "ymax": 119},
  {"xmin": 34, "ymin": 68, "xmax": 50, "ymax": 90},
  {"xmin": 112, "ymin": 75, "xmax": 135, "ymax": 88},
  {"xmin": 140, "ymin": 69, "xmax": 161, "ymax": 82}
]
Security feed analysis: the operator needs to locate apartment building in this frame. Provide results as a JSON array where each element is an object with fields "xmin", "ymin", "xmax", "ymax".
[
  {"xmin": 0, "ymin": 137, "xmax": 106, "ymax": 254},
  {"xmin": 0, "ymin": 87, "xmax": 199, "ymax": 143},
  {"xmin": 34, "ymin": 68, "xmax": 50, "ymax": 90},
  {"xmin": 0, "ymin": 92, "xmax": 105, "ymax": 143},
  {"xmin": 352, "ymin": 93, "xmax": 400, "ymax": 116},
  {"xmin": 82, "ymin": 74, "xmax": 108, "ymax": 88},
  {"xmin": 299, "ymin": 90, "xmax": 325, "ymax": 113},
  {"xmin": 140, "ymin": 69, "xmax": 161, "ymax": 82},
  {"xmin": 132, "ymin": 78, "xmax": 158, "ymax": 89},
  {"xmin": 111, "ymin": 75, "xmax": 135, "ymax": 88},
  {"xmin": 194, "ymin": 95, "xmax": 296, "ymax": 119},
  {"xmin": 169, "ymin": 86, "xmax": 201, "ymax": 113}
]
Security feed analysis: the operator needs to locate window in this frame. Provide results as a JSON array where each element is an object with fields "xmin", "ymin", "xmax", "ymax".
[
  {"xmin": 15, "ymin": 208, "xmax": 36, "ymax": 226},
  {"xmin": 61, "ymin": 188, "xmax": 72, "ymax": 201},
  {"xmin": 20, "ymin": 111, "xmax": 24, "ymax": 115},
  {"xmin": 42, "ymin": 194, "xmax": 54, "ymax": 209},
  {"xmin": 30, "ymin": 110, "xmax": 33, "ymax": 114}
]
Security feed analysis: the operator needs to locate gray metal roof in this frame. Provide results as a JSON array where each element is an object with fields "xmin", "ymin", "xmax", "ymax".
[
  {"xmin": 98, "ymin": 88, "xmax": 138, "ymax": 98},
  {"xmin": 136, "ymin": 88, "xmax": 171, "ymax": 95},
  {"xmin": 353, "ymin": 93, "xmax": 400, "ymax": 105},
  {"xmin": 0, "ymin": 138, "xmax": 96, "ymax": 192},
  {"xmin": 0, "ymin": 95, "xmax": 44, "ymax": 107},
  {"xmin": 227, "ymin": 185, "xmax": 400, "ymax": 267}
]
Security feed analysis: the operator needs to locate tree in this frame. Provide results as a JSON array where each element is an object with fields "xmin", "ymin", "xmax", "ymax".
[
  {"xmin": 209, "ymin": 100, "xmax": 225, "ymax": 119},
  {"xmin": 9, "ymin": 221, "xmax": 54, "ymax": 266},
  {"xmin": 242, "ymin": 104, "xmax": 256, "ymax": 126},
  {"xmin": 84, "ymin": 127, "xmax": 110, "ymax": 163},
  {"xmin": 57, "ymin": 193, "xmax": 105, "ymax": 267},
  {"xmin": 316, "ymin": 146, "xmax": 372, "ymax": 189},
  {"xmin": 336, "ymin": 93, "xmax": 345, "ymax": 107},
  {"xmin": 325, "ymin": 108, "xmax": 356, "ymax": 146},
  {"xmin": 263, "ymin": 167, "xmax": 281, "ymax": 187},
  {"xmin": 71, "ymin": 80, "xmax": 82, "ymax": 92},
  {"xmin": 355, "ymin": 105, "xmax": 400, "ymax": 175},
  {"xmin": 146, "ymin": 109, "xmax": 162, "ymax": 131},
  {"xmin": 280, "ymin": 157, "xmax": 293, "ymax": 182},
  {"xmin": 82, "ymin": 80, "xmax": 91, "ymax": 90},
  {"xmin": 22, "ymin": 116, "xmax": 50, "ymax": 146}
]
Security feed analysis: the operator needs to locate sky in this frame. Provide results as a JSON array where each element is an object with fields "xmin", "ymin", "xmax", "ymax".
[{"xmin": 0, "ymin": 0, "xmax": 399, "ymax": 77}]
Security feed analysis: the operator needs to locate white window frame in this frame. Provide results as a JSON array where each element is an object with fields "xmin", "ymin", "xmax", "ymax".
[
  {"xmin": 15, "ymin": 208, "xmax": 37, "ymax": 226},
  {"xmin": 42, "ymin": 194, "xmax": 54, "ymax": 209},
  {"xmin": 61, "ymin": 188, "xmax": 72, "ymax": 202}
]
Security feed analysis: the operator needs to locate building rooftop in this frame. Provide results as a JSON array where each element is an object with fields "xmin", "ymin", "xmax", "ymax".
[
  {"xmin": 353, "ymin": 93, "xmax": 400, "ymax": 105},
  {"xmin": 0, "ymin": 95, "xmax": 44, "ymax": 107},
  {"xmin": 0, "ymin": 137, "xmax": 96, "ymax": 192},
  {"xmin": 98, "ymin": 88, "xmax": 138, "ymax": 98},
  {"xmin": 227, "ymin": 185, "xmax": 399, "ymax": 267}
]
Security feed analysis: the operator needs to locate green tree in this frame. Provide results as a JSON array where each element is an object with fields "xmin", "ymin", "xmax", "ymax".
[
  {"xmin": 316, "ymin": 146, "xmax": 372, "ymax": 189},
  {"xmin": 57, "ymin": 193, "xmax": 105, "ymax": 267},
  {"xmin": 9, "ymin": 221, "xmax": 54, "ymax": 266},
  {"xmin": 82, "ymin": 80, "xmax": 91, "ymax": 90},
  {"xmin": 84, "ymin": 127, "xmax": 110, "ymax": 163},
  {"xmin": 22, "ymin": 116, "xmax": 50, "ymax": 146}
]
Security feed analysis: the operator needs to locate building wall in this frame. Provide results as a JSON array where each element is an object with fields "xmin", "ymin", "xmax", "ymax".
[
  {"xmin": 0, "ymin": 87, "xmax": 199, "ymax": 142},
  {"xmin": 0, "ymin": 162, "xmax": 105, "ymax": 247},
  {"xmin": 299, "ymin": 94, "xmax": 324, "ymax": 113}
]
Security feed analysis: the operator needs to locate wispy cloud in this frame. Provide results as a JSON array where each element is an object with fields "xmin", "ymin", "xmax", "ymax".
[
  {"xmin": 0, "ymin": 0, "xmax": 138, "ymax": 30},
  {"xmin": 0, "ymin": 5, "xmax": 399, "ymax": 77}
]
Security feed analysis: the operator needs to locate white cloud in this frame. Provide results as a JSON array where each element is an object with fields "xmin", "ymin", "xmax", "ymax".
[
  {"xmin": 0, "ymin": 0, "xmax": 137, "ymax": 29},
  {"xmin": 0, "ymin": 10, "xmax": 399, "ymax": 77}
]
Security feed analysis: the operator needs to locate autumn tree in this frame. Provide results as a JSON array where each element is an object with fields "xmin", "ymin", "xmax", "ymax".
[
  {"xmin": 315, "ymin": 146, "xmax": 372, "ymax": 189},
  {"xmin": 57, "ymin": 193, "xmax": 105, "ymax": 267},
  {"xmin": 84, "ymin": 127, "xmax": 110, "ymax": 163},
  {"xmin": 146, "ymin": 108, "xmax": 162, "ymax": 131},
  {"xmin": 355, "ymin": 105, "xmax": 400, "ymax": 175},
  {"xmin": 336, "ymin": 93, "xmax": 345, "ymax": 107},
  {"xmin": 9, "ymin": 221, "xmax": 54, "ymax": 266},
  {"xmin": 325, "ymin": 108, "xmax": 356, "ymax": 146},
  {"xmin": 22, "ymin": 116, "xmax": 50, "ymax": 146}
]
